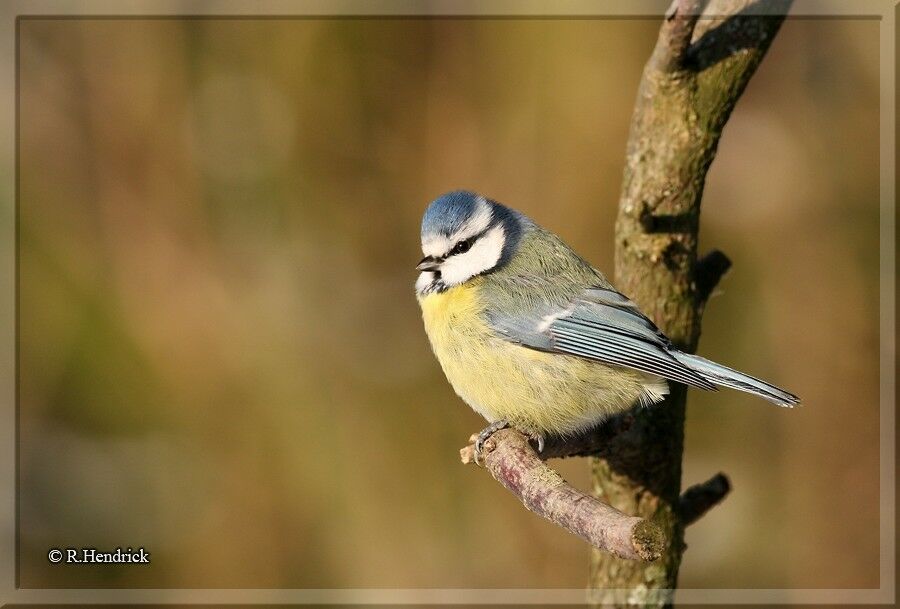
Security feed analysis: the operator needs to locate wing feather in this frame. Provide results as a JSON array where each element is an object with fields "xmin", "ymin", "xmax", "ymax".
[{"xmin": 488, "ymin": 285, "xmax": 717, "ymax": 391}]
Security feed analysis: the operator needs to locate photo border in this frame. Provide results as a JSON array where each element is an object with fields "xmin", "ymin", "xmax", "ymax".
[{"xmin": 0, "ymin": 0, "xmax": 894, "ymax": 605}]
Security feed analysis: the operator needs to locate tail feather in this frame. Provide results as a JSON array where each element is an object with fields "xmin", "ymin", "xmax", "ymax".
[{"xmin": 672, "ymin": 352, "xmax": 800, "ymax": 407}]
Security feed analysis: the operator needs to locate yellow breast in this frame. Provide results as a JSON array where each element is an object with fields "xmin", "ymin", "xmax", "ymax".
[
  {"xmin": 419, "ymin": 282, "xmax": 506, "ymax": 419},
  {"xmin": 418, "ymin": 281, "xmax": 651, "ymax": 436}
]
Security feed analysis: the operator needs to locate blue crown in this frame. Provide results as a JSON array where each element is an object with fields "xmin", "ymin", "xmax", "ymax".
[{"xmin": 421, "ymin": 190, "xmax": 483, "ymax": 238}]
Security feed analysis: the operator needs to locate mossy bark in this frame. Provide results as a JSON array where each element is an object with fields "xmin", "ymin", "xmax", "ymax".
[{"xmin": 589, "ymin": 2, "xmax": 790, "ymax": 605}]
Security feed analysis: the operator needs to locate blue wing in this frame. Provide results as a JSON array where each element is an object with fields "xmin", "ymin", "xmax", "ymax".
[{"xmin": 488, "ymin": 286, "xmax": 717, "ymax": 391}]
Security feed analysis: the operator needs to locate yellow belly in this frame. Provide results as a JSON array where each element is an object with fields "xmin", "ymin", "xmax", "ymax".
[{"xmin": 418, "ymin": 282, "xmax": 651, "ymax": 436}]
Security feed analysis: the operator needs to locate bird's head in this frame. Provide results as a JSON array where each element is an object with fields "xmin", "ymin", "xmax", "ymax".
[{"xmin": 416, "ymin": 191, "xmax": 523, "ymax": 295}]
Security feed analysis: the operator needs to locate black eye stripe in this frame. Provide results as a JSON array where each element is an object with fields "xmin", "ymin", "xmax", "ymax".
[
  {"xmin": 452, "ymin": 239, "xmax": 472, "ymax": 255},
  {"xmin": 447, "ymin": 227, "xmax": 490, "ymax": 257}
]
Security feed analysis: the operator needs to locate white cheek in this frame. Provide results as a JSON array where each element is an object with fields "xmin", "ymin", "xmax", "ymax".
[
  {"xmin": 416, "ymin": 271, "xmax": 436, "ymax": 293},
  {"xmin": 440, "ymin": 225, "xmax": 505, "ymax": 286}
]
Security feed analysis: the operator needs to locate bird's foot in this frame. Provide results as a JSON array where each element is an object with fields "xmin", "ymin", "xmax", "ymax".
[
  {"xmin": 474, "ymin": 419, "xmax": 510, "ymax": 464},
  {"xmin": 525, "ymin": 431, "xmax": 545, "ymax": 454},
  {"xmin": 471, "ymin": 421, "xmax": 547, "ymax": 464}
]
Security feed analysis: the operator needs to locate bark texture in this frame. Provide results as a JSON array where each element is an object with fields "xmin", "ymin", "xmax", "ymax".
[
  {"xmin": 461, "ymin": 428, "xmax": 664, "ymax": 561},
  {"xmin": 589, "ymin": 0, "xmax": 790, "ymax": 604}
]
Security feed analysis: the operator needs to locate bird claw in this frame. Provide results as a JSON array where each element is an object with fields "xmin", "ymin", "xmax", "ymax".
[
  {"xmin": 472, "ymin": 421, "xmax": 546, "ymax": 464},
  {"xmin": 474, "ymin": 419, "xmax": 510, "ymax": 464}
]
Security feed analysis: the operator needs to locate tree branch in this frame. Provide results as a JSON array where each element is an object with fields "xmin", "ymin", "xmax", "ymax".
[
  {"xmin": 448, "ymin": 0, "xmax": 789, "ymax": 592},
  {"xmin": 460, "ymin": 413, "xmax": 634, "ymax": 463},
  {"xmin": 460, "ymin": 428, "xmax": 664, "ymax": 561},
  {"xmin": 540, "ymin": 413, "xmax": 635, "ymax": 459},
  {"xmin": 695, "ymin": 248, "xmax": 732, "ymax": 306},
  {"xmin": 679, "ymin": 472, "xmax": 731, "ymax": 526},
  {"xmin": 656, "ymin": 0, "xmax": 707, "ymax": 73},
  {"xmin": 594, "ymin": 0, "xmax": 791, "ymax": 598}
]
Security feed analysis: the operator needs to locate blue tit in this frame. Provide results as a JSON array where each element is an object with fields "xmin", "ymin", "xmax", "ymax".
[{"xmin": 415, "ymin": 190, "xmax": 799, "ymax": 453}]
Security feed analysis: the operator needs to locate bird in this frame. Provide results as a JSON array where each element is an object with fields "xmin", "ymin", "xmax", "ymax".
[{"xmin": 414, "ymin": 190, "xmax": 800, "ymax": 458}]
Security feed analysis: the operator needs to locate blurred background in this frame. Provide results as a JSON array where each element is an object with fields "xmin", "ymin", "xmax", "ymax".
[{"xmin": 17, "ymin": 17, "xmax": 880, "ymax": 589}]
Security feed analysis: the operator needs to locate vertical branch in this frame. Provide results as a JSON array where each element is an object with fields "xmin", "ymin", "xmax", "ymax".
[{"xmin": 590, "ymin": 1, "xmax": 791, "ymax": 605}]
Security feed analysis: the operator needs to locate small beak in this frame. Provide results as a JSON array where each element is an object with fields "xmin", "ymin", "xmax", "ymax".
[{"xmin": 416, "ymin": 256, "xmax": 441, "ymax": 272}]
